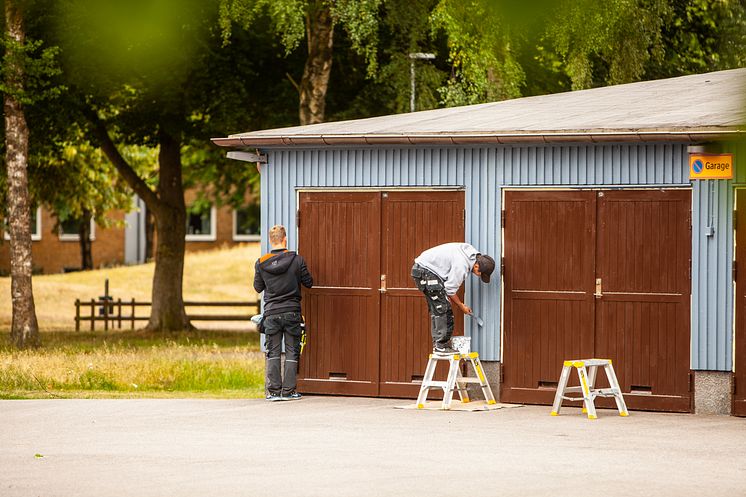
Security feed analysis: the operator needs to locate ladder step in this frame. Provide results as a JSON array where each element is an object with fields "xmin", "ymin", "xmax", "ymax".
[
  {"xmin": 594, "ymin": 389, "xmax": 622, "ymax": 397},
  {"xmin": 455, "ymin": 378, "xmax": 483, "ymax": 384},
  {"xmin": 423, "ymin": 381, "xmax": 449, "ymax": 388}
]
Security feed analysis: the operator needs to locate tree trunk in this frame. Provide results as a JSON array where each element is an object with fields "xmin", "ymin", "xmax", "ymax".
[
  {"xmin": 4, "ymin": 0, "xmax": 40, "ymax": 348},
  {"xmin": 145, "ymin": 206, "xmax": 155, "ymax": 261},
  {"xmin": 146, "ymin": 128, "xmax": 191, "ymax": 331},
  {"xmin": 299, "ymin": 2, "xmax": 334, "ymax": 125},
  {"xmin": 78, "ymin": 208, "xmax": 93, "ymax": 270},
  {"xmin": 86, "ymin": 110, "xmax": 192, "ymax": 332}
]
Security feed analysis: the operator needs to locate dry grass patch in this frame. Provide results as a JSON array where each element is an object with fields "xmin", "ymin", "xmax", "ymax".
[{"xmin": 0, "ymin": 330, "xmax": 265, "ymax": 399}]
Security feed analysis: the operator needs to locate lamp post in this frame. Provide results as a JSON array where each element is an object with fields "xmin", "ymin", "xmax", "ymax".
[{"xmin": 409, "ymin": 52, "xmax": 435, "ymax": 113}]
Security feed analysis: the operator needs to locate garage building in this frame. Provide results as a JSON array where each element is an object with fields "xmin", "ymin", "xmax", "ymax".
[{"xmin": 214, "ymin": 68, "xmax": 746, "ymax": 415}]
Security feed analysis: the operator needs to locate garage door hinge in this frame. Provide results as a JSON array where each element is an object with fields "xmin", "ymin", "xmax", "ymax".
[
  {"xmin": 501, "ymin": 257, "xmax": 505, "ymax": 274},
  {"xmin": 734, "ymin": 261, "xmax": 738, "ymax": 282},
  {"xmin": 501, "ymin": 210, "xmax": 505, "ymax": 228},
  {"xmin": 296, "ymin": 210, "xmax": 301, "ymax": 228},
  {"xmin": 734, "ymin": 210, "xmax": 738, "ymax": 230}
]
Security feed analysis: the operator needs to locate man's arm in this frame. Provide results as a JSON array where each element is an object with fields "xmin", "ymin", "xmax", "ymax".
[
  {"xmin": 299, "ymin": 258, "xmax": 313, "ymax": 288},
  {"xmin": 448, "ymin": 292, "xmax": 471, "ymax": 315},
  {"xmin": 253, "ymin": 260, "xmax": 265, "ymax": 293}
]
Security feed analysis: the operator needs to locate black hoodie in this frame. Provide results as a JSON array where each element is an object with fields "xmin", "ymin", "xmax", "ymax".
[{"xmin": 253, "ymin": 249, "xmax": 313, "ymax": 317}]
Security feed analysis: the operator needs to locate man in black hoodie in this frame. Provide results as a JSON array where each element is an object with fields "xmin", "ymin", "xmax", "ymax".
[{"xmin": 254, "ymin": 225, "xmax": 313, "ymax": 401}]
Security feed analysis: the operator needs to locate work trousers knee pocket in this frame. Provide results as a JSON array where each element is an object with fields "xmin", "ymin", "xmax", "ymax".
[{"xmin": 431, "ymin": 314, "xmax": 449, "ymax": 343}]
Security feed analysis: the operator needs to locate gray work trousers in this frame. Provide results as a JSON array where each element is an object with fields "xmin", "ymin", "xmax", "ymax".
[
  {"xmin": 411, "ymin": 263, "xmax": 454, "ymax": 347},
  {"xmin": 263, "ymin": 311, "xmax": 303, "ymax": 396}
]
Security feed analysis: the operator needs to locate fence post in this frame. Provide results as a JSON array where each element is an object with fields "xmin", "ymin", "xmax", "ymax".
[
  {"xmin": 90, "ymin": 299, "xmax": 95, "ymax": 331},
  {"xmin": 116, "ymin": 298, "xmax": 121, "ymax": 329},
  {"xmin": 131, "ymin": 298, "xmax": 135, "ymax": 330},
  {"xmin": 104, "ymin": 296, "xmax": 109, "ymax": 331},
  {"xmin": 75, "ymin": 299, "xmax": 80, "ymax": 331}
]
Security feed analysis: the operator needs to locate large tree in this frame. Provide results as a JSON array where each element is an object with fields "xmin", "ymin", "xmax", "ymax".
[
  {"xmin": 42, "ymin": 0, "xmax": 274, "ymax": 331},
  {"xmin": 1, "ymin": 0, "xmax": 50, "ymax": 348},
  {"xmin": 219, "ymin": 0, "xmax": 382, "ymax": 124}
]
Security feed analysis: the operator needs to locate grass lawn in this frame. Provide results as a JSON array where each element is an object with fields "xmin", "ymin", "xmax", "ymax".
[
  {"xmin": 0, "ymin": 330, "xmax": 264, "ymax": 399},
  {"xmin": 0, "ymin": 245, "xmax": 266, "ymax": 399}
]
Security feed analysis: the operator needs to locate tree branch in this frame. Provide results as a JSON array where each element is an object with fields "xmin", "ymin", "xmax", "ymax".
[
  {"xmin": 285, "ymin": 72, "xmax": 301, "ymax": 93},
  {"xmin": 82, "ymin": 106, "xmax": 161, "ymax": 212}
]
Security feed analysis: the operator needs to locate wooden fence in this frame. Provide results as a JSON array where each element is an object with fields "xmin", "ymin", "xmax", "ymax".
[{"xmin": 74, "ymin": 299, "xmax": 260, "ymax": 331}]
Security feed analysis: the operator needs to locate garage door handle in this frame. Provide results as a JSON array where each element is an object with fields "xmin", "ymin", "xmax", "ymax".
[
  {"xmin": 379, "ymin": 274, "xmax": 387, "ymax": 293},
  {"xmin": 594, "ymin": 278, "xmax": 603, "ymax": 298}
]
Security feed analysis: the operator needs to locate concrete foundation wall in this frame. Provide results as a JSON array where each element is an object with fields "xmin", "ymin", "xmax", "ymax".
[
  {"xmin": 694, "ymin": 370, "xmax": 732, "ymax": 415},
  {"xmin": 466, "ymin": 360, "xmax": 501, "ymax": 401}
]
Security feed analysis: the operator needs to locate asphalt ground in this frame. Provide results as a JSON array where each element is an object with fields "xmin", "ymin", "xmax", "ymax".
[{"xmin": 2, "ymin": 397, "xmax": 745, "ymax": 497}]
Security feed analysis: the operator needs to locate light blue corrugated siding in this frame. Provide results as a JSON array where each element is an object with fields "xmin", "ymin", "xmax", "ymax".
[{"xmin": 260, "ymin": 142, "xmax": 730, "ymax": 370}]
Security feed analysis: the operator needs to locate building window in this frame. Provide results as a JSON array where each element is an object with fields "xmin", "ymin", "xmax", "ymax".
[
  {"xmin": 233, "ymin": 204, "xmax": 260, "ymax": 241},
  {"xmin": 3, "ymin": 206, "xmax": 42, "ymax": 241},
  {"xmin": 59, "ymin": 216, "xmax": 96, "ymax": 241},
  {"xmin": 185, "ymin": 204, "xmax": 216, "ymax": 241}
]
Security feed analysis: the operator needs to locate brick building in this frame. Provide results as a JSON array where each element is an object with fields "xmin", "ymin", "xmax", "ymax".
[{"xmin": 1, "ymin": 190, "xmax": 260, "ymax": 275}]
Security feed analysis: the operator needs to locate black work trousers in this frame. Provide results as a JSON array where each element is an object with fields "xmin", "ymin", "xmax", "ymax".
[
  {"xmin": 263, "ymin": 311, "xmax": 303, "ymax": 396},
  {"xmin": 411, "ymin": 263, "xmax": 454, "ymax": 347}
]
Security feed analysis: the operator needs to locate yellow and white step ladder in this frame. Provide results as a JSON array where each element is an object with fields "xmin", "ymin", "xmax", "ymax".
[
  {"xmin": 416, "ymin": 351, "xmax": 496, "ymax": 410},
  {"xmin": 551, "ymin": 358, "xmax": 629, "ymax": 419}
]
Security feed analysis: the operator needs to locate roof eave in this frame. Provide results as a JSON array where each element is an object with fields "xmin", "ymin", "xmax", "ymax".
[{"xmin": 211, "ymin": 129, "xmax": 746, "ymax": 150}]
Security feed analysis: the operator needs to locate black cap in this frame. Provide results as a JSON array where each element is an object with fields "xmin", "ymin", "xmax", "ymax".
[{"xmin": 476, "ymin": 254, "xmax": 495, "ymax": 283}]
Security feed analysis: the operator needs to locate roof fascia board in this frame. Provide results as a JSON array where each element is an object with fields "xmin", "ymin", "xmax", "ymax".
[{"xmin": 213, "ymin": 130, "xmax": 744, "ymax": 150}]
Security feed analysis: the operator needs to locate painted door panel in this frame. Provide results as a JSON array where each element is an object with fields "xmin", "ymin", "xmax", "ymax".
[
  {"xmin": 734, "ymin": 190, "xmax": 746, "ymax": 416},
  {"xmin": 502, "ymin": 189, "xmax": 692, "ymax": 412},
  {"xmin": 379, "ymin": 191, "xmax": 465, "ymax": 397},
  {"xmin": 297, "ymin": 192, "xmax": 381, "ymax": 396},
  {"xmin": 297, "ymin": 190, "xmax": 465, "ymax": 398}
]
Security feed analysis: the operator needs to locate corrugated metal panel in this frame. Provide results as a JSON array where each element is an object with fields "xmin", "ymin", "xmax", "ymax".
[
  {"xmin": 261, "ymin": 142, "xmax": 730, "ymax": 370},
  {"xmin": 691, "ymin": 180, "xmax": 733, "ymax": 370}
]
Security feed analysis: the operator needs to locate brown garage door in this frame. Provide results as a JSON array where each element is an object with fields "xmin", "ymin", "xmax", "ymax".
[
  {"xmin": 502, "ymin": 189, "xmax": 692, "ymax": 412},
  {"xmin": 734, "ymin": 190, "xmax": 746, "ymax": 416},
  {"xmin": 297, "ymin": 190, "xmax": 465, "ymax": 397}
]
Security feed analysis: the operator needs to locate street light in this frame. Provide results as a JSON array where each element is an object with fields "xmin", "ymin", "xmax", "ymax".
[{"xmin": 409, "ymin": 52, "xmax": 435, "ymax": 113}]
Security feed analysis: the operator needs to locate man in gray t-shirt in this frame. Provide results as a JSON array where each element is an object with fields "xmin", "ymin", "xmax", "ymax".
[{"xmin": 411, "ymin": 243, "xmax": 495, "ymax": 354}]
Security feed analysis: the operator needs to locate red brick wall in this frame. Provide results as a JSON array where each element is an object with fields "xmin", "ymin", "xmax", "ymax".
[
  {"xmin": 183, "ymin": 190, "xmax": 258, "ymax": 254},
  {"xmin": 0, "ymin": 209, "xmax": 125, "ymax": 275}
]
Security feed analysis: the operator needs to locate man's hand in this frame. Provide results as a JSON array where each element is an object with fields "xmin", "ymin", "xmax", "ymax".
[{"xmin": 448, "ymin": 292, "xmax": 471, "ymax": 315}]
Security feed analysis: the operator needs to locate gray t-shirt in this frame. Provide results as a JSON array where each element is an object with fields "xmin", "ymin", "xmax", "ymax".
[{"xmin": 414, "ymin": 243, "xmax": 478, "ymax": 295}]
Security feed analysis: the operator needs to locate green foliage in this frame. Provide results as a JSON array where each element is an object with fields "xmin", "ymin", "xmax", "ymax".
[
  {"xmin": 182, "ymin": 141, "xmax": 259, "ymax": 210},
  {"xmin": 219, "ymin": 0, "xmax": 383, "ymax": 76},
  {"xmin": 219, "ymin": 0, "xmax": 306, "ymax": 52},
  {"xmin": 29, "ymin": 129, "xmax": 141, "ymax": 229},
  {"xmin": 0, "ymin": 36, "xmax": 64, "ymax": 105},
  {"xmin": 645, "ymin": 0, "xmax": 746, "ymax": 78},
  {"xmin": 431, "ymin": 0, "xmax": 525, "ymax": 105},
  {"xmin": 547, "ymin": 0, "xmax": 670, "ymax": 90}
]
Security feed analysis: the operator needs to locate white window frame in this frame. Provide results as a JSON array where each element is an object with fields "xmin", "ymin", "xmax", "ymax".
[
  {"xmin": 185, "ymin": 205, "xmax": 217, "ymax": 242},
  {"xmin": 232, "ymin": 208, "xmax": 260, "ymax": 242},
  {"xmin": 4, "ymin": 206, "xmax": 42, "ymax": 242},
  {"xmin": 58, "ymin": 218, "xmax": 96, "ymax": 242}
]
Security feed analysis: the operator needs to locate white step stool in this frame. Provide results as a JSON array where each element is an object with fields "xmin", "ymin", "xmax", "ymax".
[
  {"xmin": 416, "ymin": 350, "xmax": 496, "ymax": 410},
  {"xmin": 551, "ymin": 358, "xmax": 629, "ymax": 420}
]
